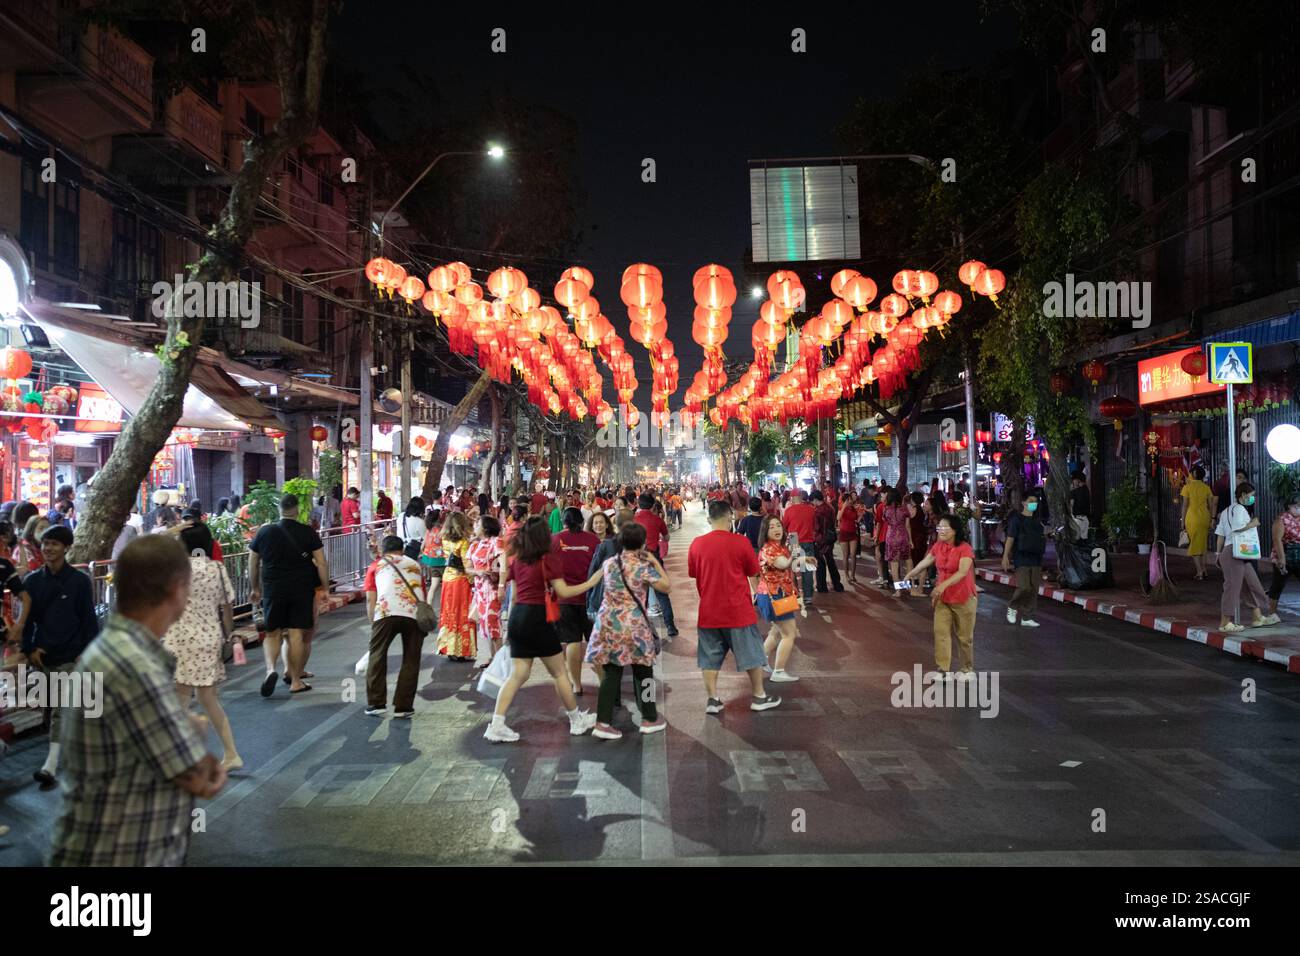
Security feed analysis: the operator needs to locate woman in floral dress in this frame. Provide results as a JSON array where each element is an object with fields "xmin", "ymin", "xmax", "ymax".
[
  {"xmin": 163, "ymin": 523, "xmax": 241, "ymax": 770},
  {"xmin": 755, "ymin": 515, "xmax": 802, "ymax": 682},
  {"xmin": 882, "ymin": 489, "xmax": 913, "ymax": 592},
  {"xmin": 468, "ymin": 514, "xmax": 506, "ymax": 668},
  {"xmin": 435, "ymin": 512, "xmax": 475, "ymax": 661},
  {"xmin": 584, "ymin": 522, "xmax": 669, "ymax": 740}
]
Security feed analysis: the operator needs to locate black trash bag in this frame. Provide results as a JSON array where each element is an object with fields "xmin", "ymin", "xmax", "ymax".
[{"xmin": 1056, "ymin": 531, "xmax": 1115, "ymax": 590}]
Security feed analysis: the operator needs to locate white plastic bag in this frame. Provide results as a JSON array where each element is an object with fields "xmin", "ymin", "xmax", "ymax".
[
  {"xmin": 354, "ymin": 651, "xmax": 369, "ymax": 675},
  {"xmin": 476, "ymin": 644, "xmax": 513, "ymax": 698}
]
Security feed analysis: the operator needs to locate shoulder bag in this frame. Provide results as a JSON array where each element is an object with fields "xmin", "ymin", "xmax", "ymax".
[
  {"xmin": 618, "ymin": 553, "xmax": 667, "ymax": 647},
  {"xmin": 1226, "ymin": 506, "xmax": 1261, "ymax": 560},
  {"xmin": 380, "ymin": 554, "xmax": 437, "ymax": 635}
]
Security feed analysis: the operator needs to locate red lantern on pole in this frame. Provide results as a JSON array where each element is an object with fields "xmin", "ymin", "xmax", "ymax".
[
  {"xmin": 310, "ymin": 425, "xmax": 329, "ymax": 442},
  {"xmin": 1081, "ymin": 359, "xmax": 1106, "ymax": 387},
  {"xmin": 1049, "ymin": 371, "xmax": 1072, "ymax": 395}
]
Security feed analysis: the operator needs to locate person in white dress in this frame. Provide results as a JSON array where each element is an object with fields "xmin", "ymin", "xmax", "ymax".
[{"xmin": 162, "ymin": 522, "xmax": 242, "ymax": 770}]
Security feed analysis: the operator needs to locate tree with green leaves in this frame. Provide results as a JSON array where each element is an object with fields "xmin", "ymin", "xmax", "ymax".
[{"xmin": 71, "ymin": 0, "xmax": 334, "ymax": 563}]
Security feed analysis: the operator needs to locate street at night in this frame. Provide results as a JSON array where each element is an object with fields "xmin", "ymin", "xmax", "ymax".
[
  {"xmin": 1, "ymin": 0, "xmax": 1298, "ymax": 937},
  {"xmin": 7, "ymin": 508, "xmax": 1298, "ymax": 867}
]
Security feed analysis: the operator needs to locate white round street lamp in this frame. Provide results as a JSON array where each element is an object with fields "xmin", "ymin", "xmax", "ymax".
[{"xmin": 1265, "ymin": 423, "xmax": 1300, "ymax": 465}]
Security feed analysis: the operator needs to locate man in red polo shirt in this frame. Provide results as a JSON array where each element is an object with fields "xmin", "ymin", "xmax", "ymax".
[
  {"xmin": 634, "ymin": 493, "xmax": 678, "ymax": 636},
  {"xmin": 688, "ymin": 498, "xmax": 781, "ymax": 715},
  {"xmin": 781, "ymin": 490, "xmax": 817, "ymax": 604},
  {"xmin": 529, "ymin": 486, "xmax": 547, "ymax": 515}
]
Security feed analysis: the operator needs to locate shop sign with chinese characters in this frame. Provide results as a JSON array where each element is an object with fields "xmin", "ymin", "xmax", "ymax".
[{"xmin": 1137, "ymin": 348, "xmax": 1224, "ymax": 405}]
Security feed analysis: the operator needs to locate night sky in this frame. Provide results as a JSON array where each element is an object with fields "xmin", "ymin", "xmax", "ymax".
[{"xmin": 334, "ymin": 4, "xmax": 1020, "ymax": 410}]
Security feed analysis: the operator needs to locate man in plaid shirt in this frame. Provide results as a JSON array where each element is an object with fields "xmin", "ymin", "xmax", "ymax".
[{"xmin": 51, "ymin": 535, "xmax": 226, "ymax": 867}]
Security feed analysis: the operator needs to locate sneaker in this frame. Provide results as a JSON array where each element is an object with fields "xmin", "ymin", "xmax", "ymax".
[
  {"xmin": 364, "ymin": 706, "xmax": 386, "ymax": 717},
  {"xmin": 568, "ymin": 710, "xmax": 597, "ymax": 736},
  {"xmin": 592, "ymin": 722, "xmax": 623, "ymax": 740},
  {"xmin": 763, "ymin": 662, "xmax": 774, "ymax": 675},
  {"xmin": 393, "ymin": 710, "xmax": 415, "ymax": 719},
  {"xmin": 639, "ymin": 717, "xmax": 668, "ymax": 735},
  {"xmin": 1020, "ymin": 618, "xmax": 1041, "ymax": 628},
  {"xmin": 1006, "ymin": 609, "xmax": 1017, "ymax": 624},
  {"xmin": 833, "ymin": 584, "xmax": 845, "ymax": 592},
  {"xmin": 750, "ymin": 694, "xmax": 782, "ymax": 711},
  {"xmin": 705, "ymin": 697, "xmax": 725, "ymax": 715},
  {"xmin": 484, "ymin": 721, "xmax": 520, "ymax": 743},
  {"xmin": 1256, "ymin": 614, "xmax": 1281, "ymax": 627},
  {"xmin": 869, "ymin": 577, "xmax": 884, "ymax": 586},
  {"xmin": 667, "ymin": 627, "xmax": 680, "ymax": 638},
  {"xmin": 769, "ymin": 669, "xmax": 800, "ymax": 682}
]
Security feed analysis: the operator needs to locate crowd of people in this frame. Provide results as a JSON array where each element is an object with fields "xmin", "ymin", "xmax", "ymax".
[{"xmin": 7, "ymin": 461, "xmax": 1297, "ymax": 866}]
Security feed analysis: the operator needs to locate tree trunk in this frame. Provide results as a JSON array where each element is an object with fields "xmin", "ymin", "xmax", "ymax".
[
  {"xmin": 1045, "ymin": 439, "xmax": 1074, "ymax": 542},
  {"xmin": 478, "ymin": 385, "xmax": 501, "ymax": 496},
  {"xmin": 1002, "ymin": 418, "xmax": 1027, "ymax": 513},
  {"xmin": 510, "ymin": 411, "xmax": 521, "ymax": 493},
  {"xmin": 894, "ymin": 422, "xmax": 912, "ymax": 492},
  {"xmin": 70, "ymin": 1, "xmax": 331, "ymax": 563},
  {"xmin": 420, "ymin": 370, "xmax": 490, "ymax": 502}
]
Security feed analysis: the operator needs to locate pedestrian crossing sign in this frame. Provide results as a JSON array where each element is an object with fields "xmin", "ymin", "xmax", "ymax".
[{"xmin": 1208, "ymin": 342, "xmax": 1252, "ymax": 384}]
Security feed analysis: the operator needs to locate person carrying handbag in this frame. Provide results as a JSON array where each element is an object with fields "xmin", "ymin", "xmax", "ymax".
[
  {"xmin": 363, "ymin": 536, "xmax": 431, "ymax": 718},
  {"xmin": 1211, "ymin": 481, "xmax": 1280, "ymax": 632},
  {"xmin": 754, "ymin": 514, "xmax": 803, "ymax": 682},
  {"xmin": 584, "ymin": 522, "xmax": 670, "ymax": 740}
]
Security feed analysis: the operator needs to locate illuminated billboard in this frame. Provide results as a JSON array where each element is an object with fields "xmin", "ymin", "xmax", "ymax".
[{"xmin": 749, "ymin": 163, "xmax": 860, "ymax": 263}]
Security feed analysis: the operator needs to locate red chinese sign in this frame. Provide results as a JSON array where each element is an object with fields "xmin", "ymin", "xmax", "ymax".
[
  {"xmin": 1137, "ymin": 348, "xmax": 1225, "ymax": 406},
  {"xmin": 75, "ymin": 382, "xmax": 124, "ymax": 433}
]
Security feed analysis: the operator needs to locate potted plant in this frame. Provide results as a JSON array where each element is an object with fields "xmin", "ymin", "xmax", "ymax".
[
  {"xmin": 1102, "ymin": 469, "xmax": 1149, "ymax": 553},
  {"xmin": 281, "ymin": 476, "xmax": 319, "ymax": 523},
  {"xmin": 1268, "ymin": 461, "xmax": 1300, "ymax": 506}
]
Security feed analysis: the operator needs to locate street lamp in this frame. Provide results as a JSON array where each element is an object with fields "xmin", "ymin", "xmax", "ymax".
[{"xmin": 378, "ymin": 144, "xmax": 508, "ymax": 240}]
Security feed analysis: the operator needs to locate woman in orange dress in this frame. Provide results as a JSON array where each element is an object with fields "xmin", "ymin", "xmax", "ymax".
[{"xmin": 435, "ymin": 512, "xmax": 475, "ymax": 662}]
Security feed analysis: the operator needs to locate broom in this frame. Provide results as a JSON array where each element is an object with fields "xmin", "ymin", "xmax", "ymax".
[{"xmin": 1141, "ymin": 539, "xmax": 1181, "ymax": 604}]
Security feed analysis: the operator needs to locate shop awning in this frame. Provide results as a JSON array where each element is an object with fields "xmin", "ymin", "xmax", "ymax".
[
  {"xmin": 32, "ymin": 309, "xmax": 282, "ymax": 431},
  {"xmin": 1202, "ymin": 309, "xmax": 1300, "ymax": 350}
]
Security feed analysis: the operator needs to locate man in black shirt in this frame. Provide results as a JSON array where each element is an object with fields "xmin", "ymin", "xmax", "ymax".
[
  {"xmin": 736, "ymin": 497, "xmax": 765, "ymax": 550},
  {"xmin": 22, "ymin": 524, "xmax": 97, "ymax": 787},
  {"xmin": 1069, "ymin": 474, "xmax": 1091, "ymax": 538},
  {"xmin": 249, "ymin": 495, "xmax": 328, "ymax": 696},
  {"xmin": 1002, "ymin": 492, "xmax": 1046, "ymax": 627}
]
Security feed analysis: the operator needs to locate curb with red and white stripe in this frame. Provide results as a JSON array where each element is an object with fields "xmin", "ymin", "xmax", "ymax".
[{"xmin": 974, "ymin": 568, "xmax": 1300, "ymax": 675}]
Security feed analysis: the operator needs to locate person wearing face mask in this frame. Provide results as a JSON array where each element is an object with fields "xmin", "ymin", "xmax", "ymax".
[
  {"xmin": 1266, "ymin": 495, "xmax": 1300, "ymax": 616},
  {"xmin": 905, "ymin": 514, "xmax": 978, "ymax": 678},
  {"xmin": 1002, "ymin": 491, "xmax": 1046, "ymax": 627},
  {"xmin": 1211, "ymin": 481, "xmax": 1279, "ymax": 632}
]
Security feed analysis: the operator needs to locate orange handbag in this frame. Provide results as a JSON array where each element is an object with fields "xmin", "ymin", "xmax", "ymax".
[{"xmin": 770, "ymin": 593, "xmax": 800, "ymax": 616}]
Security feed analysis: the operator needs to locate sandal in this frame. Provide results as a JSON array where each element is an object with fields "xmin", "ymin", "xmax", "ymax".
[
  {"xmin": 1220, "ymin": 622, "xmax": 1245, "ymax": 633},
  {"xmin": 290, "ymin": 682, "xmax": 313, "ymax": 693}
]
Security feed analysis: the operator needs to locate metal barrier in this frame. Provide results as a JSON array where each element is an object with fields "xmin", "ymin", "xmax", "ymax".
[{"xmin": 81, "ymin": 519, "xmax": 397, "ymax": 622}]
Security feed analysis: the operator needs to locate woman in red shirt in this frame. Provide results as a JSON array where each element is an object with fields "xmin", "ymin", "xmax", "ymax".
[
  {"xmin": 487, "ymin": 516, "xmax": 600, "ymax": 744},
  {"xmin": 905, "ymin": 514, "xmax": 978, "ymax": 677},
  {"xmin": 755, "ymin": 515, "xmax": 802, "ymax": 683},
  {"xmin": 837, "ymin": 491, "xmax": 861, "ymax": 584}
]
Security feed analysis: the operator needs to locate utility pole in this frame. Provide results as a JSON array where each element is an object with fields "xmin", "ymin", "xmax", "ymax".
[
  {"xmin": 359, "ymin": 178, "xmax": 374, "ymax": 524},
  {"xmin": 399, "ymin": 329, "xmax": 412, "ymax": 508}
]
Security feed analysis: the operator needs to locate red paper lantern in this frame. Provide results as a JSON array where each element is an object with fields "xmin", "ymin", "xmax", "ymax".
[
  {"xmin": 0, "ymin": 347, "xmax": 33, "ymax": 381},
  {"xmin": 310, "ymin": 425, "xmax": 328, "ymax": 442},
  {"xmin": 1180, "ymin": 349, "xmax": 1207, "ymax": 378},
  {"xmin": 1049, "ymin": 371, "xmax": 1072, "ymax": 395},
  {"xmin": 1081, "ymin": 359, "xmax": 1106, "ymax": 387},
  {"xmin": 958, "ymin": 260, "xmax": 986, "ymax": 288},
  {"xmin": 1098, "ymin": 395, "xmax": 1137, "ymax": 430}
]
